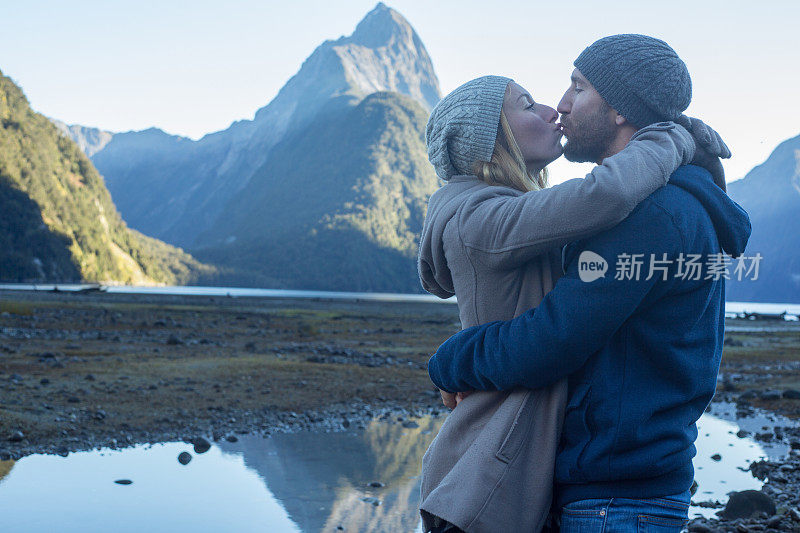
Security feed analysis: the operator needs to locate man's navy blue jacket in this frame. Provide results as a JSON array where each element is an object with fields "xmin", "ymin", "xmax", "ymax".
[{"xmin": 427, "ymin": 165, "xmax": 752, "ymax": 507}]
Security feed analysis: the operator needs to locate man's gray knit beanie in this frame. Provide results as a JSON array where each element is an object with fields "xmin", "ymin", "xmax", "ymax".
[
  {"xmin": 574, "ymin": 34, "xmax": 692, "ymax": 128},
  {"xmin": 426, "ymin": 75, "xmax": 512, "ymax": 181}
]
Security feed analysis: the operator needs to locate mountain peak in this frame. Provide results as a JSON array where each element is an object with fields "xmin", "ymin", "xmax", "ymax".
[
  {"xmin": 49, "ymin": 118, "xmax": 114, "ymax": 157},
  {"xmin": 350, "ymin": 3, "xmax": 413, "ymax": 48},
  {"xmin": 321, "ymin": 3, "xmax": 440, "ymax": 110},
  {"xmin": 253, "ymin": 3, "xmax": 439, "ymax": 131}
]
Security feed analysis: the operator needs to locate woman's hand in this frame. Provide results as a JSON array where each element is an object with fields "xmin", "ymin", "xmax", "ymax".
[
  {"xmin": 674, "ymin": 114, "xmax": 731, "ymax": 191},
  {"xmin": 439, "ymin": 389, "xmax": 473, "ymax": 409}
]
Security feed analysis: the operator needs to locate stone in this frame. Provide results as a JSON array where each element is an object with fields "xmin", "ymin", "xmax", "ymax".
[
  {"xmin": 178, "ymin": 452, "xmax": 192, "ymax": 465},
  {"xmin": 711, "ymin": 453, "xmax": 722, "ymax": 461},
  {"xmin": 166, "ymin": 335, "xmax": 183, "ymax": 345},
  {"xmin": 782, "ymin": 389, "xmax": 800, "ymax": 400},
  {"xmin": 114, "ymin": 479, "xmax": 133, "ymax": 485},
  {"xmin": 8, "ymin": 431, "xmax": 23, "ymax": 442},
  {"xmin": 740, "ymin": 390, "xmax": 758, "ymax": 400},
  {"xmin": 759, "ymin": 390, "xmax": 782, "ymax": 401},
  {"xmin": 694, "ymin": 500, "xmax": 724, "ymax": 509},
  {"xmin": 192, "ymin": 437, "xmax": 211, "ymax": 454},
  {"xmin": 755, "ymin": 432, "xmax": 774, "ymax": 442},
  {"xmin": 720, "ymin": 490, "xmax": 776, "ymax": 520},
  {"xmin": 769, "ymin": 472, "xmax": 787, "ymax": 483}
]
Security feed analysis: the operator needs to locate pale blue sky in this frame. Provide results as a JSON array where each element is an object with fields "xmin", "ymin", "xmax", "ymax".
[{"xmin": 2, "ymin": 0, "xmax": 798, "ymax": 183}]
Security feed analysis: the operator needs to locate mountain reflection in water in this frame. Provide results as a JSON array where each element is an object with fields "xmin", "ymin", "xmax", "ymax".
[
  {"xmin": 217, "ymin": 416, "xmax": 443, "ymax": 533},
  {"xmin": 0, "ymin": 459, "xmax": 14, "ymax": 484}
]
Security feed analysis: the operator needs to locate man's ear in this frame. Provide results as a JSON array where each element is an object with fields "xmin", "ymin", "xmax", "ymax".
[{"xmin": 614, "ymin": 112, "xmax": 628, "ymax": 127}]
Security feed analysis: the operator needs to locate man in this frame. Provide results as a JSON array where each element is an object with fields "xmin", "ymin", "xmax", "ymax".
[{"xmin": 427, "ymin": 34, "xmax": 751, "ymax": 531}]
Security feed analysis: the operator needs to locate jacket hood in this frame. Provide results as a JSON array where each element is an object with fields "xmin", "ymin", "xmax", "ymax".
[{"xmin": 670, "ymin": 165, "xmax": 751, "ymax": 258}]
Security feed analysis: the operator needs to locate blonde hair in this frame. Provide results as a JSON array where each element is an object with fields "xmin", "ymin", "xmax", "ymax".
[{"xmin": 472, "ymin": 110, "xmax": 548, "ymax": 192}]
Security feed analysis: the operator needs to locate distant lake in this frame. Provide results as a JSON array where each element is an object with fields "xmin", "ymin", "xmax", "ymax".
[{"xmin": 1, "ymin": 283, "xmax": 799, "ymax": 318}]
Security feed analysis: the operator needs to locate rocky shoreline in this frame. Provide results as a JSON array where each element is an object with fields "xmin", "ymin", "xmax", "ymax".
[
  {"xmin": 687, "ymin": 392, "xmax": 800, "ymax": 532},
  {"xmin": 0, "ymin": 397, "xmax": 445, "ymax": 460},
  {"xmin": 687, "ymin": 456, "xmax": 800, "ymax": 532},
  {"xmin": 2, "ymin": 289, "xmax": 800, "ymax": 531}
]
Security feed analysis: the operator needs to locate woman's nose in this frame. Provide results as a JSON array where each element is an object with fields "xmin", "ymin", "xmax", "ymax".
[{"xmin": 540, "ymin": 105, "xmax": 558, "ymax": 123}]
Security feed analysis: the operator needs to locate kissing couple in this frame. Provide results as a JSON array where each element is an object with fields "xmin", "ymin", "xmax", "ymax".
[{"xmin": 417, "ymin": 34, "xmax": 751, "ymax": 532}]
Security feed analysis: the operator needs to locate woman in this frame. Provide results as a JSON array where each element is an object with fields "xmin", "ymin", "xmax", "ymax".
[{"xmin": 416, "ymin": 75, "xmax": 723, "ymax": 533}]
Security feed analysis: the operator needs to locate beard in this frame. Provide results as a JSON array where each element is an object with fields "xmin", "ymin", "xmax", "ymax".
[{"xmin": 561, "ymin": 104, "xmax": 616, "ymax": 163}]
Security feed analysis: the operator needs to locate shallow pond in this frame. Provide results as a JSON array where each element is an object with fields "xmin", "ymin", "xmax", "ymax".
[{"xmin": 0, "ymin": 405, "xmax": 795, "ymax": 532}]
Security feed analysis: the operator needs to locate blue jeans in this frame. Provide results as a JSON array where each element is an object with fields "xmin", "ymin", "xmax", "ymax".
[{"xmin": 559, "ymin": 490, "xmax": 691, "ymax": 532}]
